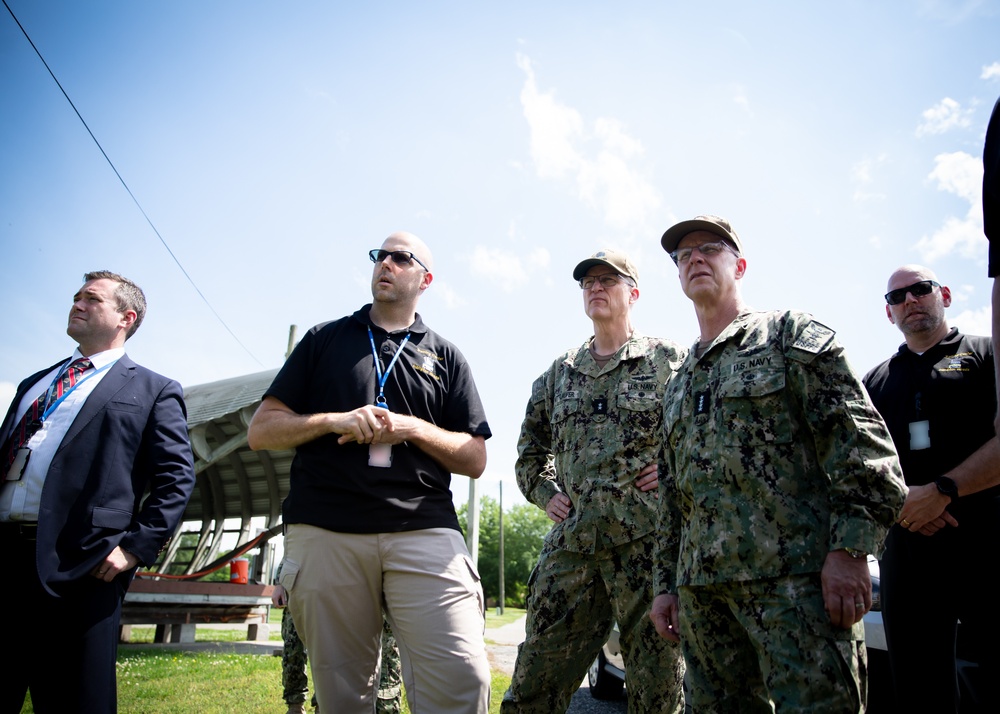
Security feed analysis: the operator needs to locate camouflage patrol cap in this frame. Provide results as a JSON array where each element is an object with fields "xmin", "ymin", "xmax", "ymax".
[
  {"xmin": 660, "ymin": 215, "xmax": 744, "ymax": 256},
  {"xmin": 572, "ymin": 249, "xmax": 639, "ymax": 284}
]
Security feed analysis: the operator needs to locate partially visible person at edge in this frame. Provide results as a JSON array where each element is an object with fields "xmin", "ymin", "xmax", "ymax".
[
  {"xmin": 863, "ymin": 265, "xmax": 1000, "ymax": 712},
  {"xmin": 271, "ymin": 561, "xmax": 403, "ymax": 714},
  {"xmin": 0, "ymin": 270, "xmax": 196, "ymax": 713},
  {"xmin": 985, "ymin": 96, "xmax": 1000, "ymax": 433},
  {"xmin": 649, "ymin": 216, "xmax": 907, "ymax": 713},
  {"xmin": 501, "ymin": 250, "xmax": 687, "ymax": 714},
  {"xmin": 248, "ymin": 232, "xmax": 491, "ymax": 714}
]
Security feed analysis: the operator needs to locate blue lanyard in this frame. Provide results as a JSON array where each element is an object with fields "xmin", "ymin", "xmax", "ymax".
[
  {"xmin": 367, "ymin": 327, "xmax": 411, "ymax": 409},
  {"xmin": 39, "ymin": 360, "xmax": 113, "ymax": 423}
]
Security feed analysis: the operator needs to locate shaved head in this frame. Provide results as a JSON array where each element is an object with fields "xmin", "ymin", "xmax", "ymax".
[
  {"xmin": 887, "ymin": 264, "xmax": 938, "ymax": 292},
  {"xmin": 382, "ymin": 231, "xmax": 434, "ymax": 272}
]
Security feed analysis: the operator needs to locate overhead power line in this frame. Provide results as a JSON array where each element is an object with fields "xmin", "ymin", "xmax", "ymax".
[{"xmin": 2, "ymin": 0, "xmax": 263, "ymax": 367}]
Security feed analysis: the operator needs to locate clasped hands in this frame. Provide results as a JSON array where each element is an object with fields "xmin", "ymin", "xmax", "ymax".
[{"xmin": 333, "ymin": 405, "xmax": 414, "ymax": 446}]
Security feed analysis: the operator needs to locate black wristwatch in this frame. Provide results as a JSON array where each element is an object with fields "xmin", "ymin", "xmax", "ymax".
[{"xmin": 935, "ymin": 476, "xmax": 960, "ymax": 504}]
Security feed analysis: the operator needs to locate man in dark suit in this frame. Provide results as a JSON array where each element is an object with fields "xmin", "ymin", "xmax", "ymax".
[{"xmin": 0, "ymin": 270, "xmax": 196, "ymax": 713}]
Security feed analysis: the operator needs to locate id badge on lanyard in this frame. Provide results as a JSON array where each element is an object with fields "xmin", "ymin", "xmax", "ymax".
[{"xmin": 367, "ymin": 327, "xmax": 410, "ymax": 468}]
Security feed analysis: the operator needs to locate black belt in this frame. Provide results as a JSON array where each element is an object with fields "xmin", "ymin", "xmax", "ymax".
[{"xmin": 0, "ymin": 521, "xmax": 38, "ymax": 541}]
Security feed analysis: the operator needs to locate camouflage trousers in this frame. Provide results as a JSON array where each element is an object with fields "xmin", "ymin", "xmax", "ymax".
[
  {"xmin": 376, "ymin": 616, "xmax": 403, "ymax": 714},
  {"xmin": 678, "ymin": 574, "xmax": 866, "ymax": 714},
  {"xmin": 282, "ymin": 606, "xmax": 312, "ymax": 706},
  {"xmin": 283, "ymin": 608, "xmax": 402, "ymax": 712},
  {"xmin": 502, "ymin": 534, "xmax": 685, "ymax": 714}
]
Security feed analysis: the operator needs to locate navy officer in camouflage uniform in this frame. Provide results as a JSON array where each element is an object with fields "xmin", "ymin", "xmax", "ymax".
[
  {"xmin": 650, "ymin": 216, "xmax": 906, "ymax": 713},
  {"xmin": 502, "ymin": 250, "xmax": 687, "ymax": 713}
]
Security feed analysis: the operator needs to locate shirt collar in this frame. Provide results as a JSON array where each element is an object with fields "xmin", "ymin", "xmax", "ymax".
[{"xmin": 71, "ymin": 346, "xmax": 125, "ymax": 370}]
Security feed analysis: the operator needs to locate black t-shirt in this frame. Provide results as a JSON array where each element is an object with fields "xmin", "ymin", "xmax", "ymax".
[
  {"xmin": 985, "ymin": 96, "xmax": 1000, "ymax": 277},
  {"xmin": 265, "ymin": 305, "xmax": 491, "ymax": 534},
  {"xmin": 863, "ymin": 329, "xmax": 999, "ymax": 511}
]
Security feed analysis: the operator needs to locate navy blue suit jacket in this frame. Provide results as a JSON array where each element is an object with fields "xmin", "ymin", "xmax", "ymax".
[{"xmin": 1, "ymin": 354, "xmax": 196, "ymax": 596}]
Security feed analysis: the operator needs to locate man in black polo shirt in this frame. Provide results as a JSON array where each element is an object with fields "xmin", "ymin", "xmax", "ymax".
[
  {"xmin": 863, "ymin": 264, "xmax": 1000, "ymax": 712},
  {"xmin": 249, "ymin": 232, "xmax": 492, "ymax": 714},
  {"xmin": 985, "ymin": 96, "xmax": 1000, "ymax": 432}
]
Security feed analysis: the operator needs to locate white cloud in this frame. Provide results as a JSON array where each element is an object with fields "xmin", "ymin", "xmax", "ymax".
[
  {"xmin": 929, "ymin": 150, "xmax": 984, "ymax": 202},
  {"xmin": 915, "ymin": 151, "xmax": 986, "ymax": 261},
  {"xmin": 732, "ymin": 85, "xmax": 753, "ymax": 118},
  {"xmin": 915, "ymin": 97, "xmax": 973, "ymax": 136},
  {"xmin": 468, "ymin": 246, "xmax": 530, "ymax": 293},
  {"xmin": 429, "ymin": 279, "xmax": 464, "ymax": 309},
  {"xmin": 467, "ymin": 238, "xmax": 551, "ymax": 294},
  {"xmin": 516, "ymin": 54, "xmax": 661, "ymax": 233},
  {"xmin": 516, "ymin": 54, "xmax": 584, "ymax": 180},
  {"xmin": 983, "ymin": 62, "xmax": 1000, "ymax": 80},
  {"xmin": 525, "ymin": 246, "xmax": 551, "ymax": 270},
  {"xmin": 950, "ymin": 304, "xmax": 992, "ymax": 337},
  {"xmin": 851, "ymin": 154, "xmax": 889, "ymax": 202}
]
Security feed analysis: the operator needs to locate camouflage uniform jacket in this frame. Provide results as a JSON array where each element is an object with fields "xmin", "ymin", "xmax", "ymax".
[
  {"xmin": 517, "ymin": 333, "xmax": 687, "ymax": 553},
  {"xmin": 654, "ymin": 310, "xmax": 906, "ymax": 593}
]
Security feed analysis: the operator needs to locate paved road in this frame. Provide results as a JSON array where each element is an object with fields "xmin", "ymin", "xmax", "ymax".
[{"xmin": 487, "ymin": 616, "xmax": 628, "ymax": 713}]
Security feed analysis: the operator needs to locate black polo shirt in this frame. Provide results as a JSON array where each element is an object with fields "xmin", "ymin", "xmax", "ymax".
[
  {"xmin": 986, "ymin": 96, "xmax": 1000, "ymax": 277},
  {"xmin": 265, "ymin": 305, "xmax": 491, "ymax": 534},
  {"xmin": 863, "ymin": 328, "xmax": 998, "ymax": 508}
]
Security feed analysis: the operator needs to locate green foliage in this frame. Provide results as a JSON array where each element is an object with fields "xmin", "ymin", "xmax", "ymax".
[{"xmin": 458, "ymin": 496, "xmax": 549, "ymax": 608}]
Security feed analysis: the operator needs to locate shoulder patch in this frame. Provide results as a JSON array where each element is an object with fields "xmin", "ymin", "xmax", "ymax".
[{"xmin": 791, "ymin": 320, "xmax": 835, "ymax": 354}]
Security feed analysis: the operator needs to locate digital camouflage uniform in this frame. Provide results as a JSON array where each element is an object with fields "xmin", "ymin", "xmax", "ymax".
[
  {"xmin": 655, "ymin": 310, "xmax": 907, "ymax": 713},
  {"xmin": 502, "ymin": 333, "xmax": 687, "ymax": 714},
  {"xmin": 281, "ymin": 604, "xmax": 312, "ymax": 707},
  {"xmin": 375, "ymin": 616, "xmax": 403, "ymax": 714}
]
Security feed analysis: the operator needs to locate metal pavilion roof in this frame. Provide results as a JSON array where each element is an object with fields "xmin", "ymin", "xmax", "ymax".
[{"xmin": 158, "ymin": 368, "xmax": 291, "ymax": 575}]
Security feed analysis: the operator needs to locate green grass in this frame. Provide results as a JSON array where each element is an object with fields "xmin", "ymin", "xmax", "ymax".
[
  {"xmin": 485, "ymin": 606, "xmax": 525, "ymax": 628},
  {"xmin": 19, "ymin": 610, "xmax": 521, "ymax": 713},
  {"xmin": 22, "ymin": 651, "xmax": 511, "ymax": 713},
  {"xmin": 123, "ymin": 625, "xmax": 284, "ymax": 643}
]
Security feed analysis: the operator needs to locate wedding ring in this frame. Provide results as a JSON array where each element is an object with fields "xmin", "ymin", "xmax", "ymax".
[{"xmin": 901, "ymin": 519, "xmax": 911, "ymax": 527}]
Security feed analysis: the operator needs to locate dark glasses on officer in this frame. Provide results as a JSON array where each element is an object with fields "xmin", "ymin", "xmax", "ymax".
[
  {"xmin": 884, "ymin": 280, "xmax": 940, "ymax": 306},
  {"xmin": 369, "ymin": 249, "xmax": 429, "ymax": 271}
]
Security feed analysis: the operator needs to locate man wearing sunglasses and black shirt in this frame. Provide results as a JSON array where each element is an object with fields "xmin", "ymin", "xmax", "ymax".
[
  {"xmin": 863, "ymin": 265, "xmax": 1000, "ymax": 712},
  {"xmin": 985, "ymin": 96, "xmax": 1000, "ymax": 435},
  {"xmin": 249, "ymin": 232, "xmax": 492, "ymax": 714}
]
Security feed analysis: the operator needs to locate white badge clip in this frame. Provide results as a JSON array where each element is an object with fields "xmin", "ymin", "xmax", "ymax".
[
  {"xmin": 909, "ymin": 420, "xmax": 931, "ymax": 451},
  {"xmin": 369, "ymin": 443, "xmax": 392, "ymax": 468},
  {"xmin": 369, "ymin": 400, "xmax": 392, "ymax": 467},
  {"xmin": 5, "ymin": 447, "xmax": 31, "ymax": 482}
]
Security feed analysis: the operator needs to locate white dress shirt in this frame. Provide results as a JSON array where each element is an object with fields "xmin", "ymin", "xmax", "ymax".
[{"xmin": 0, "ymin": 347, "xmax": 124, "ymax": 521}]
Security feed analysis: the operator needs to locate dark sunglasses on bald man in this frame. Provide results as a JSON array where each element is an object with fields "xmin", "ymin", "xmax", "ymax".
[
  {"xmin": 369, "ymin": 249, "xmax": 429, "ymax": 271},
  {"xmin": 884, "ymin": 280, "xmax": 940, "ymax": 306}
]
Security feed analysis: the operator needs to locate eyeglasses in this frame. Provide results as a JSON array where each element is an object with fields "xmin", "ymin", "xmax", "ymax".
[
  {"xmin": 669, "ymin": 241, "xmax": 737, "ymax": 266},
  {"xmin": 579, "ymin": 274, "xmax": 630, "ymax": 290},
  {"xmin": 369, "ymin": 249, "xmax": 429, "ymax": 271},
  {"xmin": 884, "ymin": 280, "xmax": 940, "ymax": 306}
]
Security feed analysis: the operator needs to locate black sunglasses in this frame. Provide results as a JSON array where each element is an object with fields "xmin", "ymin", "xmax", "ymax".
[
  {"xmin": 884, "ymin": 280, "xmax": 940, "ymax": 306},
  {"xmin": 369, "ymin": 249, "xmax": 429, "ymax": 271}
]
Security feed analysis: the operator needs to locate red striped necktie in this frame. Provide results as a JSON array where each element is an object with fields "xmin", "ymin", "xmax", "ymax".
[{"xmin": 2, "ymin": 358, "xmax": 94, "ymax": 474}]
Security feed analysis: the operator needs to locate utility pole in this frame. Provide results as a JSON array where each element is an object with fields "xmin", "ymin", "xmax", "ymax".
[{"xmin": 498, "ymin": 481, "xmax": 505, "ymax": 614}]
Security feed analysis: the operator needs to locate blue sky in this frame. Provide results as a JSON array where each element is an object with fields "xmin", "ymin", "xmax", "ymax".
[{"xmin": 2, "ymin": 0, "xmax": 998, "ymax": 510}]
